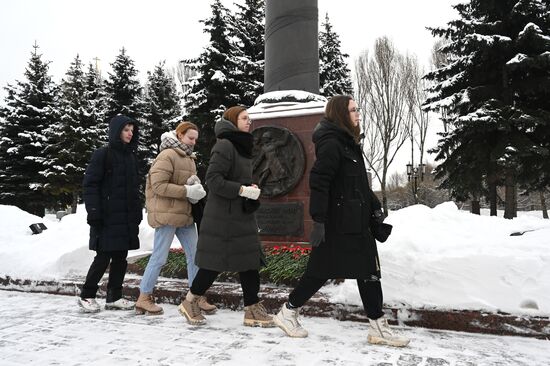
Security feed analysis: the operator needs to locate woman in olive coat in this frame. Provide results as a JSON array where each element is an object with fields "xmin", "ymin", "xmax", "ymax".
[
  {"xmin": 273, "ymin": 95, "xmax": 410, "ymax": 347},
  {"xmin": 178, "ymin": 106, "xmax": 274, "ymax": 328}
]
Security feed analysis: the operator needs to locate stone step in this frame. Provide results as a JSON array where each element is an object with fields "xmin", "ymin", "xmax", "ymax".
[{"xmin": 1, "ymin": 274, "xmax": 548, "ymax": 339}]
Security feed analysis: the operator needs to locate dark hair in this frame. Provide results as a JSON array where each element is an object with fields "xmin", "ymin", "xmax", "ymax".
[
  {"xmin": 223, "ymin": 106, "xmax": 247, "ymax": 127},
  {"xmin": 325, "ymin": 95, "xmax": 360, "ymax": 141}
]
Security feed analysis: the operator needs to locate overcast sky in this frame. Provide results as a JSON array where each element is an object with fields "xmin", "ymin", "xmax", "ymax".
[
  {"xmin": 0, "ymin": 0, "xmax": 459, "ymax": 93},
  {"xmin": 0, "ymin": 0, "xmax": 460, "ymax": 179}
]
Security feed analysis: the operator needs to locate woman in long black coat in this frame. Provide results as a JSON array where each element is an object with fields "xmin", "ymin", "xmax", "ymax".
[
  {"xmin": 78, "ymin": 114, "xmax": 142, "ymax": 313},
  {"xmin": 273, "ymin": 95, "xmax": 410, "ymax": 347},
  {"xmin": 178, "ymin": 106, "xmax": 274, "ymax": 328}
]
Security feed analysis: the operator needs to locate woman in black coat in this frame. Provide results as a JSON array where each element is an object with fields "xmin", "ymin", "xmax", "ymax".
[
  {"xmin": 273, "ymin": 95, "xmax": 410, "ymax": 347},
  {"xmin": 179, "ymin": 106, "xmax": 274, "ymax": 328},
  {"xmin": 78, "ymin": 114, "xmax": 143, "ymax": 313}
]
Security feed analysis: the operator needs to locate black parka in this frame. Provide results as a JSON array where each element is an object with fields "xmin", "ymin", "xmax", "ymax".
[
  {"xmin": 195, "ymin": 118, "xmax": 262, "ymax": 272},
  {"xmin": 305, "ymin": 118, "xmax": 382, "ymax": 279},
  {"xmin": 82, "ymin": 115, "xmax": 143, "ymax": 251}
]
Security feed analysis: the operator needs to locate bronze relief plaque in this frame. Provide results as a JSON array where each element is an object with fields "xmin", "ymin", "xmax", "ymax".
[{"xmin": 252, "ymin": 126, "xmax": 305, "ymax": 197}]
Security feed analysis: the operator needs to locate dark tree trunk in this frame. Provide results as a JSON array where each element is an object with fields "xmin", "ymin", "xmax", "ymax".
[
  {"xmin": 541, "ymin": 190, "xmax": 548, "ymax": 219},
  {"xmin": 504, "ymin": 169, "xmax": 516, "ymax": 219},
  {"xmin": 487, "ymin": 172, "xmax": 498, "ymax": 216},
  {"xmin": 471, "ymin": 199, "xmax": 480, "ymax": 215},
  {"xmin": 71, "ymin": 192, "xmax": 78, "ymax": 214}
]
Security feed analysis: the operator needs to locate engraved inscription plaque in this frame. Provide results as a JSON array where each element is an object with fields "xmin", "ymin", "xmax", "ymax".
[{"xmin": 256, "ymin": 202, "xmax": 304, "ymax": 237}]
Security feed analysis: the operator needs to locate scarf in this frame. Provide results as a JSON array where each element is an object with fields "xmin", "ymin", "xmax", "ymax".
[
  {"xmin": 159, "ymin": 131, "xmax": 194, "ymax": 156},
  {"xmin": 218, "ymin": 131, "xmax": 253, "ymax": 158}
]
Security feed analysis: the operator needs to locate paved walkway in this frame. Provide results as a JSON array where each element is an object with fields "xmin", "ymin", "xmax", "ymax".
[
  {"xmin": 2, "ymin": 274, "xmax": 549, "ymax": 339},
  {"xmin": 1, "ymin": 290, "xmax": 548, "ymax": 365}
]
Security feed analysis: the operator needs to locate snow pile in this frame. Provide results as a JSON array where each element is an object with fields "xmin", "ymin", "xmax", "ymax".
[
  {"xmin": 248, "ymin": 90, "xmax": 326, "ymax": 119},
  {"xmin": 0, "ymin": 205, "xmax": 156, "ymax": 279},
  {"xmin": 325, "ymin": 202, "xmax": 550, "ymax": 316},
  {"xmin": 1, "ymin": 202, "xmax": 549, "ymax": 316}
]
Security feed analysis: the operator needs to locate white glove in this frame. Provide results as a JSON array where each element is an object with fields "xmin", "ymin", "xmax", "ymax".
[
  {"xmin": 187, "ymin": 175, "xmax": 201, "ymax": 185},
  {"xmin": 239, "ymin": 186, "xmax": 261, "ymax": 200},
  {"xmin": 185, "ymin": 184, "xmax": 206, "ymax": 201}
]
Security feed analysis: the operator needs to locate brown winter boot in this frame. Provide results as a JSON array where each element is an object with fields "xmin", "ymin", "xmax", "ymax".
[
  {"xmin": 198, "ymin": 296, "xmax": 217, "ymax": 315},
  {"xmin": 178, "ymin": 292, "xmax": 206, "ymax": 325},
  {"xmin": 243, "ymin": 301, "xmax": 275, "ymax": 328},
  {"xmin": 135, "ymin": 293, "xmax": 163, "ymax": 315}
]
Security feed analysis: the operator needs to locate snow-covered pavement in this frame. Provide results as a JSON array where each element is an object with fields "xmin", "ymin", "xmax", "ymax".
[{"xmin": 0, "ymin": 291, "xmax": 548, "ymax": 366}]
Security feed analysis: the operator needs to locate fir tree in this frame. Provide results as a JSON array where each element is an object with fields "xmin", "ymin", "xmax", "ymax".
[
  {"xmin": 0, "ymin": 43, "xmax": 60, "ymax": 216},
  {"xmin": 104, "ymin": 48, "xmax": 148, "ymax": 182},
  {"xmin": 504, "ymin": 2, "xmax": 550, "ymax": 194},
  {"xmin": 424, "ymin": 0, "xmax": 550, "ymax": 217},
  {"xmin": 143, "ymin": 61, "xmax": 182, "ymax": 157},
  {"xmin": 319, "ymin": 13, "xmax": 353, "ymax": 97},
  {"xmin": 83, "ymin": 62, "xmax": 108, "ymax": 146},
  {"xmin": 0, "ymin": 84, "xmax": 19, "ymax": 205},
  {"xmin": 40, "ymin": 55, "xmax": 103, "ymax": 212},
  {"xmin": 104, "ymin": 47, "xmax": 144, "ymax": 124},
  {"xmin": 230, "ymin": 0, "xmax": 265, "ymax": 106},
  {"xmin": 183, "ymin": 0, "xmax": 241, "ymax": 176}
]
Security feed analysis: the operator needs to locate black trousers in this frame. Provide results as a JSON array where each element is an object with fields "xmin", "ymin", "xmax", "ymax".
[
  {"xmin": 191, "ymin": 268, "xmax": 260, "ymax": 306},
  {"xmin": 81, "ymin": 250, "xmax": 128, "ymax": 302},
  {"xmin": 289, "ymin": 275, "xmax": 385, "ymax": 320}
]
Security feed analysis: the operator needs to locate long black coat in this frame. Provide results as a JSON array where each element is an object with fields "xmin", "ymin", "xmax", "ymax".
[
  {"xmin": 305, "ymin": 118, "xmax": 382, "ymax": 279},
  {"xmin": 195, "ymin": 118, "xmax": 262, "ymax": 272},
  {"xmin": 82, "ymin": 115, "xmax": 143, "ymax": 252}
]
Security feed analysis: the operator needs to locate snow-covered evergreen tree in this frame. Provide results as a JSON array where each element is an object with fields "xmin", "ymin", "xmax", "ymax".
[
  {"xmin": 83, "ymin": 62, "xmax": 108, "ymax": 146},
  {"xmin": 143, "ymin": 61, "xmax": 182, "ymax": 157},
  {"xmin": 0, "ymin": 43, "xmax": 60, "ymax": 216},
  {"xmin": 104, "ymin": 48, "xmax": 149, "ymax": 186},
  {"xmin": 319, "ymin": 13, "xmax": 353, "ymax": 97},
  {"xmin": 104, "ymin": 48, "xmax": 144, "ymax": 122},
  {"xmin": 424, "ymin": 0, "xmax": 550, "ymax": 216},
  {"xmin": 230, "ymin": 0, "xmax": 265, "ymax": 106},
  {"xmin": 504, "ymin": 2, "xmax": 550, "ymax": 194},
  {"xmin": 40, "ymin": 55, "xmax": 103, "ymax": 212},
  {"xmin": 183, "ymin": 0, "xmax": 241, "ymax": 175}
]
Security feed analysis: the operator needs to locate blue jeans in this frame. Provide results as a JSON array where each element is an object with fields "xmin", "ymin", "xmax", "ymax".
[{"xmin": 139, "ymin": 224, "xmax": 198, "ymax": 294}]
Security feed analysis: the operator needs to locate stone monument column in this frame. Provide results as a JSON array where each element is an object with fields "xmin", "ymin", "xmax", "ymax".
[
  {"xmin": 249, "ymin": 0, "xmax": 324, "ymax": 247},
  {"xmin": 264, "ymin": 0, "xmax": 319, "ymax": 93}
]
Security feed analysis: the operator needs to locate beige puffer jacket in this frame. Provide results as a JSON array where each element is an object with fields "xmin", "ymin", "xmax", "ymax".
[{"xmin": 146, "ymin": 146, "xmax": 197, "ymax": 228}]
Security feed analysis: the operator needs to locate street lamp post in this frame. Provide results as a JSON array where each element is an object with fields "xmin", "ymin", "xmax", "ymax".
[{"xmin": 406, "ymin": 162, "xmax": 426, "ymax": 204}]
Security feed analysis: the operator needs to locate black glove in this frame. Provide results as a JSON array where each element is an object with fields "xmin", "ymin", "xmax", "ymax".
[
  {"xmin": 372, "ymin": 209, "xmax": 385, "ymax": 224},
  {"xmin": 310, "ymin": 222, "xmax": 325, "ymax": 247}
]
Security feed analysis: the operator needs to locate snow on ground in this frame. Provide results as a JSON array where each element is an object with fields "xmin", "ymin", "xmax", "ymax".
[
  {"xmin": 0, "ymin": 204, "xmax": 155, "ymax": 279},
  {"xmin": 1, "ymin": 290, "xmax": 548, "ymax": 366},
  {"xmin": 1, "ymin": 202, "xmax": 549, "ymax": 317},
  {"xmin": 325, "ymin": 202, "xmax": 550, "ymax": 316}
]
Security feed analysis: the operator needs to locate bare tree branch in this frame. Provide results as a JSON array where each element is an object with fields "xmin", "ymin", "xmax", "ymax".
[{"xmin": 354, "ymin": 36, "xmax": 412, "ymax": 214}]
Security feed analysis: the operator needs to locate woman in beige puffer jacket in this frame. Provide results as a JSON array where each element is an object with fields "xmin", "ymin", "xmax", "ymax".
[{"xmin": 135, "ymin": 121, "xmax": 216, "ymax": 315}]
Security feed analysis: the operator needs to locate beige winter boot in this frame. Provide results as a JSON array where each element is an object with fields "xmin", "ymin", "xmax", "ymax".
[
  {"xmin": 273, "ymin": 303, "xmax": 308, "ymax": 338},
  {"xmin": 367, "ymin": 316, "xmax": 410, "ymax": 347},
  {"xmin": 178, "ymin": 292, "xmax": 206, "ymax": 325},
  {"xmin": 135, "ymin": 293, "xmax": 163, "ymax": 315},
  {"xmin": 198, "ymin": 296, "xmax": 217, "ymax": 315},
  {"xmin": 243, "ymin": 301, "xmax": 275, "ymax": 328}
]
